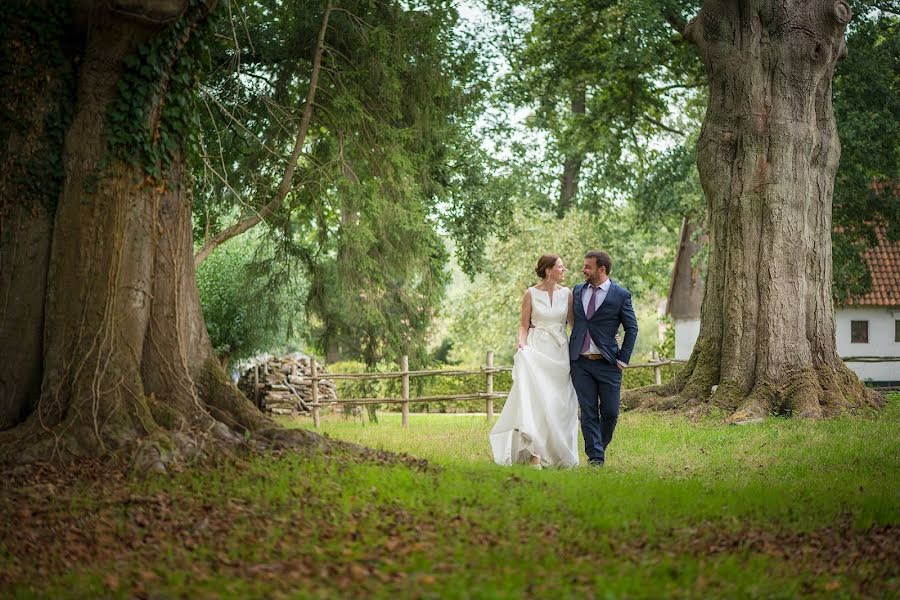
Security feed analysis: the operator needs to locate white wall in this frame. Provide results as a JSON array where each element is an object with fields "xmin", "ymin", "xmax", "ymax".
[
  {"xmin": 673, "ymin": 309, "xmax": 900, "ymax": 382},
  {"xmin": 674, "ymin": 318, "xmax": 700, "ymax": 361},
  {"xmin": 836, "ymin": 308, "xmax": 900, "ymax": 383}
]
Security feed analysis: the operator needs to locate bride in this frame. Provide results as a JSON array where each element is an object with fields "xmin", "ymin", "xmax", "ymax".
[{"xmin": 489, "ymin": 254, "xmax": 579, "ymax": 469}]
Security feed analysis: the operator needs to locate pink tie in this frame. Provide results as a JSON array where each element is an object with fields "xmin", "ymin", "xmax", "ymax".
[{"xmin": 581, "ymin": 285, "xmax": 600, "ymax": 353}]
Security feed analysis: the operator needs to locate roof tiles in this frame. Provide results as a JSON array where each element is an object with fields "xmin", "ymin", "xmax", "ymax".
[{"xmin": 846, "ymin": 226, "xmax": 900, "ymax": 307}]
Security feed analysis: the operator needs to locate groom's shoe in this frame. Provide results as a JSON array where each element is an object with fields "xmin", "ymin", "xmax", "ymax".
[{"xmin": 587, "ymin": 460, "xmax": 604, "ymax": 468}]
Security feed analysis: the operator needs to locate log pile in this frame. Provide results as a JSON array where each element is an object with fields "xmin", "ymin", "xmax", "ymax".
[{"xmin": 237, "ymin": 353, "xmax": 338, "ymax": 415}]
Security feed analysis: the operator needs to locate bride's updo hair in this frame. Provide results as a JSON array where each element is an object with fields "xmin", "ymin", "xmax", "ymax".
[{"xmin": 535, "ymin": 254, "xmax": 560, "ymax": 279}]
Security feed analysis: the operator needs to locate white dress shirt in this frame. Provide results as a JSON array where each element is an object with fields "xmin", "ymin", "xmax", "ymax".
[{"xmin": 581, "ymin": 279, "xmax": 627, "ymax": 368}]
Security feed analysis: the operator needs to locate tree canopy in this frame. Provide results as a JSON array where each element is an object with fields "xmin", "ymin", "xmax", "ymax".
[
  {"xmin": 485, "ymin": 0, "xmax": 897, "ymax": 302},
  {"xmin": 192, "ymin": 0, "xmax": 504, "ymax": 366}
]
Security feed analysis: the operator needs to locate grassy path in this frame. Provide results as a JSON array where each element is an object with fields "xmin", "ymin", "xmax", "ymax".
[{"xmin": 2, "ymin": 396, "xmax": 898, "ymax": 598}]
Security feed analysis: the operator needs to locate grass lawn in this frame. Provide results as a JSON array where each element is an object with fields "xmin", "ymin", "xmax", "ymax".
[{"xmin": 2, "ymin": 394, "xmax": 898, "ymax": 599}]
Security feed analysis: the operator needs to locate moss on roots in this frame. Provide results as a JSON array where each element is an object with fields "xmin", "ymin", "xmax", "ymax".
[{"xmin": 625, "ymin": 363, "xmax": 884, "ymax": 424}]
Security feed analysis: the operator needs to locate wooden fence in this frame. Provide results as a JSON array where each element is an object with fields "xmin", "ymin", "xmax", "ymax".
[{"xmin": 301, "ymin": 350, "xmax": 684, "ymax": 429}]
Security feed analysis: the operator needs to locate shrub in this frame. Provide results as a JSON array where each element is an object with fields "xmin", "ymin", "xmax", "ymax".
[{"xmin": 196, "ymin": 234, "xmax": 306, "ymax": 365}]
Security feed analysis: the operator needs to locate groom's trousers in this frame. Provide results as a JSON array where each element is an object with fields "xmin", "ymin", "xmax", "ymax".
[{"xmin": 571, "ymin": 355, "xmax": 621, "ymax": 464}]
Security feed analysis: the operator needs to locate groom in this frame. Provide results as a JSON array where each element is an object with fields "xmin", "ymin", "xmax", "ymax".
[{"xmin": 569, "ymin": 251, "xmax": 638, "ymax": 466}]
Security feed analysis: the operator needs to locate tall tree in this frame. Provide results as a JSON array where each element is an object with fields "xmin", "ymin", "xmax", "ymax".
[
  {"xmin": 629, "ymin": 0, "xmax": 883, "ymax": 420},
  {"xmin": 192, "ymin": 0, "xmax": 496, "ymax": 367},
  {"xmin": 0, "ymin": 0, "xmax": 299, "ymax": 465},
  {"xmin": 631, "ymin": 11, "xmax": 900, "ymax": 304},
  {"xmin": 490, "ymin": 0, "xmax": 706, "ymax": 216}
]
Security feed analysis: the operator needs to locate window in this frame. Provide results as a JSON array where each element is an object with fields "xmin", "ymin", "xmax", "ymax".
[
  {"xmin": 896, "ymin": 320, "xmax": 900, "ymax": 343},
  {"xmin": 851, "ymin": 320, "xmax": 869, "ymax": 344}
]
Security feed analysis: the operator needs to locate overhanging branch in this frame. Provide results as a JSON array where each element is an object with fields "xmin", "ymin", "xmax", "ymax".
[
  {"xmin": 194, "ymin": 0, "xmax": 333, "ymax": 267},
  {"xmin": 665, "ymin": 11, "xmax": 686, "ymax": 35},
  {"xmin": 641, "ymin": 114, "xmax": 687, "ymax": 136}
]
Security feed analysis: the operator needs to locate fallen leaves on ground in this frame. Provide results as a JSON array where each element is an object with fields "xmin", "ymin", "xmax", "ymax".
[{"xmin": 1, "ymin": 458, "xmax": 897, "ymax": 599}]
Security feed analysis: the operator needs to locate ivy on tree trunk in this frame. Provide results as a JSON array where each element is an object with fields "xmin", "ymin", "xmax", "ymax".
[{"xmin": 0, "ymin": 0, "xmax": 319, "ymax": 468}]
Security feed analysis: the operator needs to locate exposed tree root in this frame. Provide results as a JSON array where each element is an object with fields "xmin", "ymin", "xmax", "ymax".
[
  {"xmin": 0, "ymin": 409, "xmax": 428, "ymax": 476},
  {"xmin": 623, "ymin": 361, "xmax": 883, "ymax": 424},
  {"xmin": 0, "ymin": 350, "xmax": 427, "ymax": 474}
]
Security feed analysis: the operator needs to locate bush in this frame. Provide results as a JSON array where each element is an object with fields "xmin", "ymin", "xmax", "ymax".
[
  {"xmin": 196, "ymin": 234, "xmax": 306, "ymax": 364},
  {"xmin": 328, "ymin": 361, "xmax": 391, "ymax": 402}
]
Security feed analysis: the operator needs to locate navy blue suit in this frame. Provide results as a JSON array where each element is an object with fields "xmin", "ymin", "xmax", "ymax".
[{"xmin": 568, "ymin": 280, "xmax": 638, "ymax": 464}]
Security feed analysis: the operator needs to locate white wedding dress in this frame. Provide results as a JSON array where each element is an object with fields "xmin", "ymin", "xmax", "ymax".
[{"xmin": 490, "ymin": 287, "xmax": 580, "ymax": 468}]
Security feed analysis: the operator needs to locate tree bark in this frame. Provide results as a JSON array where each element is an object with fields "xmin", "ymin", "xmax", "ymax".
[
  {"xmin": 0, "ymin": 7, "xmax": 67, "ymax": 429},
  {"xmin": 558, "ymin": 86, "xmax": 586, "ymax": 218},
  {"xmin": 627, "ymin": 0, "xmax": 882, "ymax": 420},
  {"xmin": 0, "ymin": 1, "xmax": 294, "ymax": 467}
]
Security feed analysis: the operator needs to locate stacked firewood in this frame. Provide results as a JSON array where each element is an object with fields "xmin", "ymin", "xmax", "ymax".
[{"xmin": 237, "ymin": 353, "xmax": 338, "ymax": 415}]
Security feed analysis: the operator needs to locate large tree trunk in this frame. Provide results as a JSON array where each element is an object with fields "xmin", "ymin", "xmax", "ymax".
[
  {"xmin": 0, "ymin": 1, "xmax": 302, "ymax": 467},
  {"xmin": 627, "ymin": 0, "xmax": 882, "ymax": 420},
  {"xmin": 0, "ymin": 5, "xmax": 65, "ymax": 429}
]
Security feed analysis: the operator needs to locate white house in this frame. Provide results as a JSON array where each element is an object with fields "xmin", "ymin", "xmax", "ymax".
[{"xmin": 666, "ymin": 219, "xmax": 899, "ymax": 386}]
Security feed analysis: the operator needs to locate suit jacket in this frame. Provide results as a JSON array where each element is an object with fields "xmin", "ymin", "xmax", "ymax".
[{"xmin": 568, "ymin": 280, "xmax": 639, "ymax": 364}]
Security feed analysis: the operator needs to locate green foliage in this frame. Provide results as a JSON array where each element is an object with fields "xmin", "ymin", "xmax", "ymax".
[
  {"xmin": 327, "ymin": 360, "xmax": 390, "ymax": 404},
  {"xmin": 832, "ymin": 15, "xmax": 900, "ymax": 303},
  {"xmin": 304, "ymin": 182, "xmax": 451, "ymax": 368},
  {"xmin": 496, "ymin": 1, "xmax": 897, "ymax": 289},
  {"xmin": 443, "ymin": 207, "xmax": 675, "ymax": 365},
  {"xmin": 196, "ymin": 234, "xmax": 306, "ymax": 363},
  {"xmin": 655, "ymin": 314, "xmax": 676, "ymax": 358},
  {"xmin": 193, "ymin": 0, "xmax": 500, "ymax": 367},
  {"xmin": 488, "ymin": 2, "xmax": 896, "ymax": 307},
  {"xmin": 104, "ymin": 0, "xmax": 212, "ymax": 180},
  {"xmin": 487, "ymin": 0, "xmax": 706, "ymax": 213},
  {"xmin": 440, "ymin": 146, "xmax": 517, "ymax": 275},
  {"xmin": 632, "ymin": 135, "xmax": 705, "ymax": 232}
]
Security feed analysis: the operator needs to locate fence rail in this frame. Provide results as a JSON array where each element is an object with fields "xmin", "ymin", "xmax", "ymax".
[
  {"xmin": 270, "ymin": 350, "xmax": 685, "ymax": 428},
  {"xmin": 258, "ymin": 353, "xmax": 900, "ymax": 426}
]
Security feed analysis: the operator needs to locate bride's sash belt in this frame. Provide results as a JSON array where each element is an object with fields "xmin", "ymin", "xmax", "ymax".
[{"xmin": 531, "ymin": 323, "xmax": 567, "ymax": 347}]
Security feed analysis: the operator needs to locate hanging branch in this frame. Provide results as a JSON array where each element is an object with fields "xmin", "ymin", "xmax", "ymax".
[
  {"xmin": 194, "ymin": 0, "xmax": 333, "ymax": 267},
  {"xmin": 664, "ymin": 11, "xmax": 687, "ymax": 36}
]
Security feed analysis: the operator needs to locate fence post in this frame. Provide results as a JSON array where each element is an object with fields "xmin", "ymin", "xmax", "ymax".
[
  {"xmin": 401, "ymin": 355, "xmax": 410, "ymax": 429},
  {"xmin": 485, "ymin": 350, "xmax": 494, "ymax": 420},
  {"xmin": 652, "ymin": 350, "xmax": 662, "ymax": 385},
  {"xmin": 311, "ymin": 358, "xmax": 321, "ymax": 429},
  {"xmin": 253, "ymin": 365, "xmax": 260, "ymax": 409}
]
